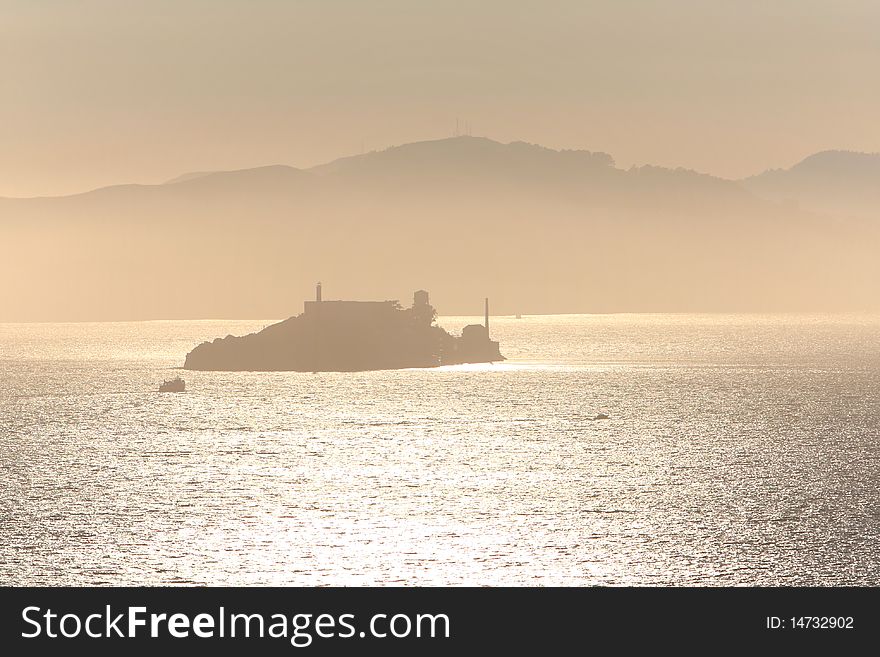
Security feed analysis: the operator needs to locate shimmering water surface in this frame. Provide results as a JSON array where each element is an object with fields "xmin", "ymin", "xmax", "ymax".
[{"xmin": 2, "ymin": 314, "xmax": 879, "ymax": 585}]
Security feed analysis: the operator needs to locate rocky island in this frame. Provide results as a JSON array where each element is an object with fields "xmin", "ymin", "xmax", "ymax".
[{"xmin": 183, "ymin": 285, "xmax": 504, "ymax": 372}]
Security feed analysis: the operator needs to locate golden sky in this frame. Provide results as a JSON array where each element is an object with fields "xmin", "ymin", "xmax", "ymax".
[{"xmin": 1, "ymin": 0, "xmax": 878, "ymax": 197}]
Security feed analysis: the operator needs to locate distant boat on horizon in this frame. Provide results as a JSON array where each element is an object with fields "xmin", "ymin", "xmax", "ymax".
[{"xmin": 159, "ymin": 376, "xmax": 185, "ymax": 393}]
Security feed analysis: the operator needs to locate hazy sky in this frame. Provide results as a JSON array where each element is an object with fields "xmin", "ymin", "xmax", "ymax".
[{"xmin": 1, "ymin": 0, "xmax": 878, "ymax": 197}]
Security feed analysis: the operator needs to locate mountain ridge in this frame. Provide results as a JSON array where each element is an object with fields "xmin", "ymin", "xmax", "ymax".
[
  {"xmin": 1, "ymin": 136, "xmax": 878, "ymax": 321},
  {"xmin": 3, "ymin": 136, "xmax": 878, "ymax": 205},
  {"xmin": 741, "ymin": 149, "xmax": 880, "ymax": 219}
]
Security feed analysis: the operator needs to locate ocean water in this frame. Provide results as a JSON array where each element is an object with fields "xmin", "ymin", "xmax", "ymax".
[{"xmin": 1, "ymin": 314, "xmax": 879, "ymax": 586}]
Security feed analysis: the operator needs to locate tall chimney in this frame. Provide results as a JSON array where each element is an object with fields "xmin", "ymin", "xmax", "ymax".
[
  {"xmin": 316, "ymin": 282, "xmax": 322, "ymax": 302},
  {"xmin": 484, "ymin": 297, "xmax": 489, "ymax": 334}
]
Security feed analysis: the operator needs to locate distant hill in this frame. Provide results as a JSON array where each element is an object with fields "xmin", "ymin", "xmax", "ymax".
[
  {"xmin": 164, "ymin": 171, "xmax": 217, "ymax": 184},
  {"xmin": 1, "ymin": 137, "xmax": 878, "ymax": 321},
  {"xmin": 166, "ymin": 164, "xmax": 307, "ymax": 187},
  {"xmin": 308, "ymin": 136, "xmax": 614, "ymax": 180},
  {"xmin": 742, "ymin": 150, "xmax": 880, "ymax": 219}
]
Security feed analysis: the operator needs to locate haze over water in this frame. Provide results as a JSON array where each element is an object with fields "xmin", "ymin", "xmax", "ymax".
[{"xmin": 3, "ymin": 314, "xmax": 878, "ymax": 586}]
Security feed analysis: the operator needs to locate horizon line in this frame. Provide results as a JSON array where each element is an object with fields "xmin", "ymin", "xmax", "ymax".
[{"xmin": 4, "ymin": 310, "xmax": 880, "ymax": 326}]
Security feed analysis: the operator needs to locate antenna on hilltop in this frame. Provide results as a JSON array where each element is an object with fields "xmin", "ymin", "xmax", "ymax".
[{"xmin": 454, "ymin": 118, "xmax": 474, "ymax": 137}]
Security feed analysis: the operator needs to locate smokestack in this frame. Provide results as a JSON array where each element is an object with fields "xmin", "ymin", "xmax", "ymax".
[
  {"xmin": 316, "ymin": 281, "xmax": 322, "ymax": 302},
  {"xmin": 484, "ymin": 297, "xmax": 489, "ymax": 334}
]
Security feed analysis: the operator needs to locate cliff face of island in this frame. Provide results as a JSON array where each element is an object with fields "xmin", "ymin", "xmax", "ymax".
[{"xmin": 183, "ymin": 288, "xmax": 503, "ymax": 372}]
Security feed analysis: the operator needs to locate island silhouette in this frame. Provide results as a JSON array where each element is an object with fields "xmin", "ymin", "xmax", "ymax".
[{"xmin": 183, "ymin": 285, "xmax": 503, "ymax": 372}]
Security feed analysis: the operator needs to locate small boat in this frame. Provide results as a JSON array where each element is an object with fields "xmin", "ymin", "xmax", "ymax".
[
  {"xmin": 594, "ymin": 413, "xmax": 609, "ymax": 420},
  {"xmin": 159, "ymin": 376, "xmax": 185, "ymax": 393}
]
